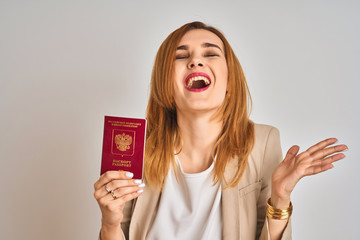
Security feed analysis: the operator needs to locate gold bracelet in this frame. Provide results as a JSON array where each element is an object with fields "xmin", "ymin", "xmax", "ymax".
[{"xmin": 266, "ymin": 198, "xmax": 293, "ymax": 220}]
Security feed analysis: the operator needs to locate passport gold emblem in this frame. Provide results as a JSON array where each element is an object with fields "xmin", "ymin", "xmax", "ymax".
[{"xmin": 115, "ymin": 133, "xmax": 132, "ymax": 151}]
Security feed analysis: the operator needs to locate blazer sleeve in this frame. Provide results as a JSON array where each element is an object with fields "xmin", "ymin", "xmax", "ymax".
[
  {"xmin": 120, "ymin": 199, "xmax": 134, "ymax": 239},
  {"xmin": 257, "ymin": 127, "xmax": 292, "ymax": 240}
]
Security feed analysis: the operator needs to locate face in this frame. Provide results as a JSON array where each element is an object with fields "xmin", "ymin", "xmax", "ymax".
[{"xmin": 172, "ymin": 29, "xmax": 228, "ymax": 115}]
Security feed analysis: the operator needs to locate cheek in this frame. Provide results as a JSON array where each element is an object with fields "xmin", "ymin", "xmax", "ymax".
[
  {"xmin": 172, "ymin": 73, "xmax": 184, "ymax": 100},
  {"xmin": 219, "ymin": 64, "xmax": 229, "ymax": 87},
  {"xmin": 173, "ymin": 64, "xmax": 184, "ymax": 84},
  {"xmin": 173, "ymin": 75, "xmax": 183, "ymax": 92},
  {"xmin": 222, "ymin": 62, "xmax": 228, "ymax": 77}
]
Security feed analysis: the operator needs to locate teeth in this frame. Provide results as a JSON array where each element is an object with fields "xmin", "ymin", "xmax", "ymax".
[{"xmin": 186, "ymin": 76, "xmax": 210, "ymax": 88}]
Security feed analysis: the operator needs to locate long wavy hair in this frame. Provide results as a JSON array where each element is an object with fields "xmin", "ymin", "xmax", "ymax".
[{"xmin": 144, "ymin": 21, "xmax": 255, "ymax": 189}]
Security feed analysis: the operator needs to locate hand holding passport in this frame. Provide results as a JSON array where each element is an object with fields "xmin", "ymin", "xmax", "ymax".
[{"xmin": 101, "ymin": 116, "xmax": 146, "ymax": 179}]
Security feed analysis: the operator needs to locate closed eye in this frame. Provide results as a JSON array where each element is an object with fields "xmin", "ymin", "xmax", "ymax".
[
  {"xmin": 175, "ymin": 55, "xmax": 189, "ymax": 59},
  {"xmin": 205, "ymin": 53, "xmax": 219, "ymax": 57}
]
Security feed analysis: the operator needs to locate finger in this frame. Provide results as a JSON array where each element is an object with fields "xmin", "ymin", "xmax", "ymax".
[
  {"xmin": 311, "ymin": 152, "xmax": 346, "ymax": 167},
  {"xmin": 94, "ymin": 179, "xmax": 143, "ymax": 200},
  {"xmin": 304, "ymin": 151, "xmax": 347, "ymax": 176},
  {"xmin": 107, "ymin": 179, "xmax": 143, "ymax": 192},
  {"xmin": 283, "ymin": 145, "xmax": 300, "ymax": 163},
  {"xmin": 112, "ymin": 183, "xmax": 145, "ymax": 200},
  {"xmin": 116, "ymin": 189, "xmax": 144, "ymax": 205},
  {"xmin": 94, "ymin": 170, "xmax": 134, "ymax": 190},
  {"xmin": 98, "ymin": 190, "xmax": 143, "ymax": 218},
  {"xmin": 97, "ymin": 181, "xmax": 145, "ymax": 206},
  {"xmin": 304, "ymin": 163, "xmax": 334, "ymax": 176},
  {"xmin": 98, "ymin": 183, "xmax": 145, "ymax": 206},
  {"xmin": 310, "ymin": 144, "xmax": 348, "ymax": 161},
  {"xmin": 306, "ymin": 138, "xmax": 338, "ymax": 155}
]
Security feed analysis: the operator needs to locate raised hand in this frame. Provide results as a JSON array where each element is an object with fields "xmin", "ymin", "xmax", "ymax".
[
  {"xmin": 271, "ymin": 138, "xmax": 348, "ymax": 201},
  {"xmin": 93, "ymin": 171, "xmax": 145, "ymax": 229}
]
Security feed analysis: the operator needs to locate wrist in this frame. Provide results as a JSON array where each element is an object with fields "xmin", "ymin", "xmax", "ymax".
[
  {"xmin": 270, "ymin": 192, "xmax": 291, "ymax": 209},
  {"xmin": 100, "ymin": 223, "xmax": 122, "ymax": 240},
  {"xmin": 271, "ymin": 179, "xmax": 292, "ymax": 208},
  {"xmin": 266, "ymin": 198, "xmax": 293, "ymax": 220},
  {"xmin": 101, "ymin": 222, "xmax": 121, "ymax": 232}
]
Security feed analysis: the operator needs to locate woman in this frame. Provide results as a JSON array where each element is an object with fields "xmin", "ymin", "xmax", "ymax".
[{"xmin": 94, "ymin": 22, "xmax": 347, "ymax": 240}]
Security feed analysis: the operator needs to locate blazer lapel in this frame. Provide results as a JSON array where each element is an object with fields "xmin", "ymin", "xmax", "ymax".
[
  {"xmin": 129, "ymin": 185, "xmax": 161, "ymax": 240},
  {"xmin": 221, "ymin": 158, "xmax": 240, "ymax": 240}
]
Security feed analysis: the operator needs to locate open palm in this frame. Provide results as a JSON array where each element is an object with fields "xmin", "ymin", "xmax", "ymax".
[{"xmin": 271, "ymin": 138, "xmax": 347, "ymax": 199}]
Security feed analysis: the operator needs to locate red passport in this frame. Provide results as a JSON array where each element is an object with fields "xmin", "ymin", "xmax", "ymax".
[{"xmin": 101, "ymin": 116, "xmax": 146, "ymax": 179}]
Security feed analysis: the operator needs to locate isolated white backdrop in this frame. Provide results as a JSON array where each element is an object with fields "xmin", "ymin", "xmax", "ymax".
[{"xmin": 1, "ymin": 1, "xmax": 359, "ymax": 239}]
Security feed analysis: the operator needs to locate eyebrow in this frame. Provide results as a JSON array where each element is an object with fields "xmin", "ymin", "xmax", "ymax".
[{"xmin": 176, "ymin": 42, "xmax": 223, "ymax": 53}]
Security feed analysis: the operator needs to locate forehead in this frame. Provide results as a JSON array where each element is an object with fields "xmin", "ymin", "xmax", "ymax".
[{"xmin": 178, "ymin": 29, "xmax": 224, "ymax": 51}]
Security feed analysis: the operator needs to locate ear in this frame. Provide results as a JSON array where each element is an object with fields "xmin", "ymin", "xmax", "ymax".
[{"xmin": 226, "ymin": 90, "xmax": 230, "ymax": 97}]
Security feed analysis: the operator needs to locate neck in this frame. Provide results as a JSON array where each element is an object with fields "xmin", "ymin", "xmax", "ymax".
[{"xmin": 176, "ymin": 109, "xmax": 223, "ymax": 173}]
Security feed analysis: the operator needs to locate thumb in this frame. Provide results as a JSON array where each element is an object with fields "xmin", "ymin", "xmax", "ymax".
[{"xmin": 283, "ymin": 145, "xmax": 300, "ymax": 163}]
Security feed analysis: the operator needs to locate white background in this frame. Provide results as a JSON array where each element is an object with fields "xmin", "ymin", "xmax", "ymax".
[{"xmin": 1, "ymin": 0, "xmax": 359, "ymax": 239}]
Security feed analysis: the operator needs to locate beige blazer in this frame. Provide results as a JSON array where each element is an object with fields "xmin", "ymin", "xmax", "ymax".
[{"xmin": 118, "ymin": 124, "xmax": 291, "ymax": 240}]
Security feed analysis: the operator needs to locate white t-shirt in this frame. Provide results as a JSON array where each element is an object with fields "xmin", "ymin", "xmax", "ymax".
[{"xmin": 146, "ymin": 155, "xmax": 222, "ymax": 240}]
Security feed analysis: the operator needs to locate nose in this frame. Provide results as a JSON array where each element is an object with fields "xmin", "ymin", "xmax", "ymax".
[{"xmin": 187, "ymin": 57, "xmax": 204, "ymax": 69}]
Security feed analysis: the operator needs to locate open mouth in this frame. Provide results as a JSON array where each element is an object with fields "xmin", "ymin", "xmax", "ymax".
[{"xmin": 184, "ymin": 73, "xmax": 211, "ymax": 92}]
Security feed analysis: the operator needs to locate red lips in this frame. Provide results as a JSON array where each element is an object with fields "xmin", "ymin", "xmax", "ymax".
[{"xmin": 184, "ymin": 72, "xmax": 212, "ymax": 92}]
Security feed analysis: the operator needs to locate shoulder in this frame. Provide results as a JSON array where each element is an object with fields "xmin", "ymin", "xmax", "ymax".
[
  {"xmin": 253, "ymin": 123, "xmax": 280, "ymax": 140},
  {"xmin": 223, "ymin": 123, "xmax": 281, "ymax": 184},
  {"xmin": 243, "ymin": 123, "xmax": 282, "ymax": 180},
  {"xmin": 252, "ymin": 123, "xmax": 280, "ymax": 152},
  {"xmin": 251, "ymin": 122, "xmax": 281, "ymax": 156},
  {"xmin": 250, "ymin": 123, "xmax": 282, "ymax": 180}
]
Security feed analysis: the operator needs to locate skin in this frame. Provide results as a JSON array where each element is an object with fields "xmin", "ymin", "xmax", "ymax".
[
  {"xmin": 93, "ymin": 171, "xmax": 145, "ymax": 240},
  {"xmin": 173, "ymin": 29, "xmax": 228, "ymax": 117},
  {"xmin": 173, "ymin": 29, "xmax": 228, "ymax": 173},
  {"xmin": 93, "ymin": 29, "xmax": 348, "ymax": 240},
  {"xmin": 269, "ymin": 139, "xmax": 347, "ymax": 239}
]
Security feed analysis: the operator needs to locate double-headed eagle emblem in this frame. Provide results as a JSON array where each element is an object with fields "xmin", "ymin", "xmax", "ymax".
[{"xmin": 115, "ymin": 133, "xmax": 132, "ymax": 151}]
